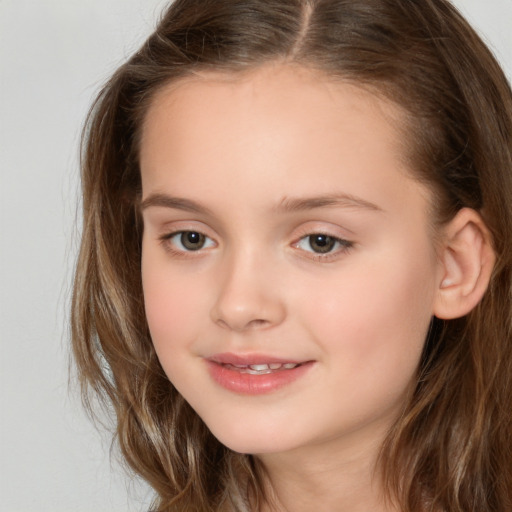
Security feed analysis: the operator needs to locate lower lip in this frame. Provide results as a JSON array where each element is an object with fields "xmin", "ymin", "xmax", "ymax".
[{"xmin": 205, "ymin": 360, "xmax": 313, "ymax": 395}]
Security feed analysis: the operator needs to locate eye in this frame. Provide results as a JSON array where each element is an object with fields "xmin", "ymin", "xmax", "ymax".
[
  {"xmin": 163, "ymin": 231, "xmax": 215, "ymax": 252},
  {"xmin": 295, "ymin": 233, "xmax": 353, "ymax": 255}
]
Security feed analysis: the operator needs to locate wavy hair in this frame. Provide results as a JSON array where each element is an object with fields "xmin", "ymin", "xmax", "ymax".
[{"xmin": 71, "ymin": 1, "xmax": 512, "ymax": 510}]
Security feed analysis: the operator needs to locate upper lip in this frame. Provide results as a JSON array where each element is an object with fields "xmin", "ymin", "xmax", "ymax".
[{"xmin": 208, "ymin": 352, "xmax": 308, "ymax": 366}]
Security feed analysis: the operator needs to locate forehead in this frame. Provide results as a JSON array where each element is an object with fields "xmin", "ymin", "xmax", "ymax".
[
  {"xmin": 139, "ymin": 64, "xmax": 428, "ymax": 219},
  {"xmin": 140, "ymin": 64, "xmax": 407, "ymax": 160}
]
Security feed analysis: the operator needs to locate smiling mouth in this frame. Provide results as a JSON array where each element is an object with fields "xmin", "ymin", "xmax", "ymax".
[
  {"xmin": 221, "ymin": 362, "xmax": 301, "ymax": 374},
  {"xmin": 206, "ymin": 357, "xmax": 313, "ymax": 394}
]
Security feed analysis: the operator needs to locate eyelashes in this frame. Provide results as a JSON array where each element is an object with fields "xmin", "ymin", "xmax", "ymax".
[
  {"xmin": 295, "ymin": 234, "xmax": 353, "ymax": 256},
  {"xmin": 160, "ymin": 229, "xmax": 354, "ymax": 261},
  {"xmin": 160, "ymin": 231, "xmax": 216, "ymax": 252}
]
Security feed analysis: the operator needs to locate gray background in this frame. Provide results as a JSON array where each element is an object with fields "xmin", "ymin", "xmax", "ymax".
[{"xmin": 1, "ymin": 1, "xmax": 511, "ymax": 510}]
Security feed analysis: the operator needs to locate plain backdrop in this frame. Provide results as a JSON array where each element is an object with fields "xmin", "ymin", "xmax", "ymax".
[{"xmin": 1, "ymin": 1, "xmax": 510, "ymax": 511}]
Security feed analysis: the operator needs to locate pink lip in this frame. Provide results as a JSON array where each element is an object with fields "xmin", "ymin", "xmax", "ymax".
[{"xmin": 205, "ymin": 353, "xmax": 314, "ymax": 395}]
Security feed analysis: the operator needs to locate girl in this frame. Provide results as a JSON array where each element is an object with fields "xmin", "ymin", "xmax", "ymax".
[{"xmin": 71, "ymin": 1, "xmax": 512, "ymax": 511}]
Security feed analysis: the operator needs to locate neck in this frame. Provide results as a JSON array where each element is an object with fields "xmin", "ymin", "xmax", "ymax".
[{"xmin": 255, "ymin": 435, "xmax": 398, "ymax": 512}]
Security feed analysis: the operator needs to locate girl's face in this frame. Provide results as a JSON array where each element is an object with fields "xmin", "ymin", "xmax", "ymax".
[{"xmin": 140, "ymin": 65, "xmax": 444, "ymax": 458}]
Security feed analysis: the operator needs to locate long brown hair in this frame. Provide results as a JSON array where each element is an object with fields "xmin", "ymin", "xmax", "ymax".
[{"xmin": 71, "ymin": 1, "xmax": 512, "ymax": 510}]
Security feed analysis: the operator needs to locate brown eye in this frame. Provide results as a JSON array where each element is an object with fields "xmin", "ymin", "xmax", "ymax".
[
  {"xmin": 180, "ymin": 231, "xmax": 206, "ymax": 251},
  {"xmin": 308, "ymin": 234, "xmax": 336, "ymax": 253},
  {"xmin": 295, "ymin": 233, "xmax": 353, "ymax": 258},
  {"xmin": 162, "ymin": 230, "xmax": 215, "ymax": 254}
]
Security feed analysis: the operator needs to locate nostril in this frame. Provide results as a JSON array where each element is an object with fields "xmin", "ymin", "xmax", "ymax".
[
  {"xmin": 215, "ymin": 318, "xmax": 230, "ymax": 330},
  {"xmin": 249, "ymin": 319, "xmax": 268, "ymax": 328},
  {"xmin": 214, "ymin": 317, "xmax": 269, "ymax": 332}
]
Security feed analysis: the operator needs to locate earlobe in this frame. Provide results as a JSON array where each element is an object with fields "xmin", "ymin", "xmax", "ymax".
[{"xmin": 433, "ymin": 208, "xmax": 495, "ymax": 320}]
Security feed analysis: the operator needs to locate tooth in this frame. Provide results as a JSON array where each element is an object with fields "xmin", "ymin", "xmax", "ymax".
[
  {"xmin": 269, "ymin": 363, "xmax": 282, "ymax": 370},
  {"xmin": 283, "ymin": 363, "xmax": 298, "ymax": 369},
  {"xmin": 249, "ymin": 364, "xmax": 270, "ymax": 371}
]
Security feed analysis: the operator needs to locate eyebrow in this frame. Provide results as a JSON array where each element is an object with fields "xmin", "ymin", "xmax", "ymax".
[
  {"xmin": 139, "ymin": 192, "xmax": 383, "ymax": 215},
  {"xmin": 140, "ymin": 193, "xmax": 213, "ymax": 215},
  {"xmin": 275, "ymin": 193, "xmax": 383, "ymax": 213}
]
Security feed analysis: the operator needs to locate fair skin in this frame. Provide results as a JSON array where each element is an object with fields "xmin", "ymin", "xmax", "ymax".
[{"xmin": 139, "ymin": 65, "xmax": 494, "ymax": 511}]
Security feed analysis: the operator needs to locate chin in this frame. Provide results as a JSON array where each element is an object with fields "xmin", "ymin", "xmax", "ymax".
[{"xmin": 206, "ymin": 422, "xmax": 296, "ymax": 455}]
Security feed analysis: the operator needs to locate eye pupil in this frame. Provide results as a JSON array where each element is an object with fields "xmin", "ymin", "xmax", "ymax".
[
  {"xmin": 181, "ymin": 231, "xmax": 205, "ymax": 250},
  {"xmin": 309, "ymin": 234, "xmax": 335, "ymax": 253}
]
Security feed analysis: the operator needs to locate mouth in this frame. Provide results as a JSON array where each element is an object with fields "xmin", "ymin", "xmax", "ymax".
[
  {"xmin": 220, "ymin": 362, "xmax": 302, "ymax": 375},
  {"xmin": 206, "ymin": 354, "xmax": 313, "ymax": 394}
]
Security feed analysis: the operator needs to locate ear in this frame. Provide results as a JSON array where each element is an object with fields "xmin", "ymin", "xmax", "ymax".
[{"xmin": 433, "ymin": 208, "xmax": 495, "ymax": 320}]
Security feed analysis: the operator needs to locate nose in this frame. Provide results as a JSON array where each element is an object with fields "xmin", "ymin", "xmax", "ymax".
[{"xmin": 210, "ymin": 251, "xmax": 286, "ymax": 332}]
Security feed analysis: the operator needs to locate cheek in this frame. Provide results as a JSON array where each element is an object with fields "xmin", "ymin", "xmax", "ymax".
[
  {"xmin": 143, "ymin": 280, "xmax": 184, "ymax": 348},
  {"xmin": 298, "ymin": 243, "xmax": 437, "ymax": 384},
  {"xmin": 141, "ymin": 248, "xmax": 204, "ymax": 360}
]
